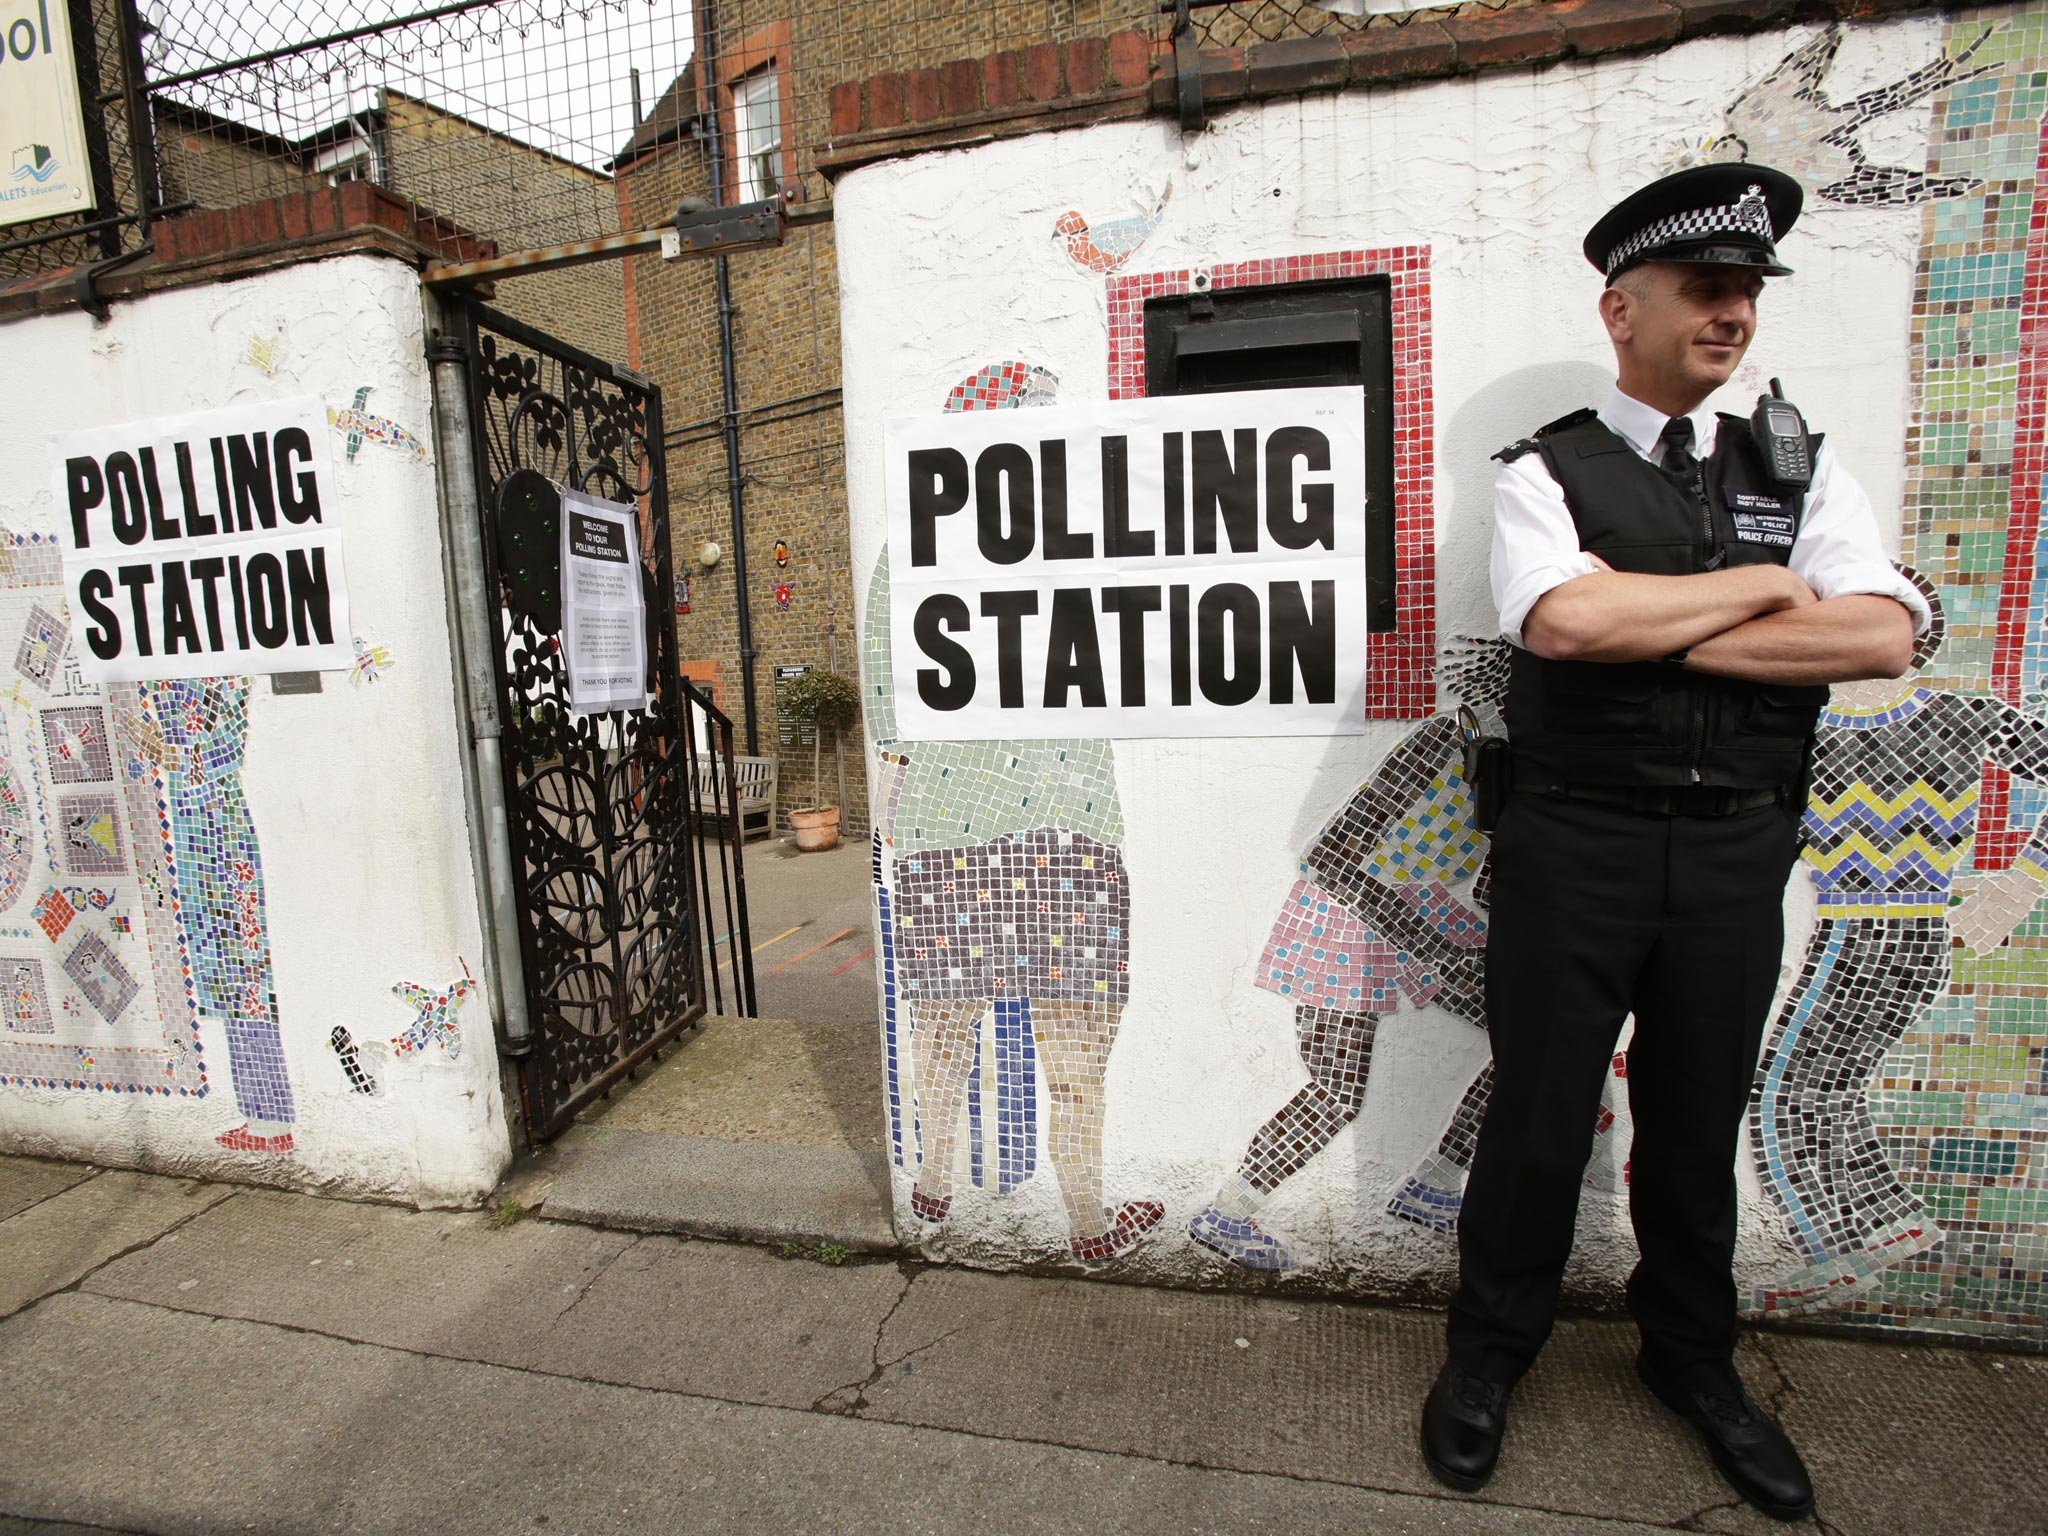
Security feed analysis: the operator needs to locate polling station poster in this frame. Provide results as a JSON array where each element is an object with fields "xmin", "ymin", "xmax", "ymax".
[
  {"xmin": 884, "ymin": 386, "xmax": 1369, "ymax": 741},
  {"xmin": 560, "ymin": 487, "xmax": 647, "ymax": 715},
  {"xmin": 49, "ymin": 396, "xmax": 353, "ymax": 682}
]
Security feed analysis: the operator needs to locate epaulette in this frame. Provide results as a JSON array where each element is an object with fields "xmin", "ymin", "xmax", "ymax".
[{"xmin": 1493, "ymin": 407, "xmax": 1597, "ymax": 463}]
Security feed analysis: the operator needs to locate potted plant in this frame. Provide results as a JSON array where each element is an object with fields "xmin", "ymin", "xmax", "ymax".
[{"xmin": 776, "ymin": 666, "xmax": 859, "ymax": 851}]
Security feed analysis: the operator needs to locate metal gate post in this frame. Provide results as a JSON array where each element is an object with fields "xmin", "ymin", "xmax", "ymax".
[{"xmin": 424, "ymin": 289, "xmax": 532, "ymax": 1056}]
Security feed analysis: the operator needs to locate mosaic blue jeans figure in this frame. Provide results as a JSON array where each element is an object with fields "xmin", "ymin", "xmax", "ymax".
[
  {"xmin": 1750, "ymin": 667, "xmax": 2048, "ymax": 1313},
  {"xmin": 139, "ymin": 678, "xmax": 293, "ymax": 1153}
]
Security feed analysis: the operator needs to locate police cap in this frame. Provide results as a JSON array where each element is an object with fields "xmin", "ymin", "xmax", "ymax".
[{"xmin": 1583, "ymin": 164, "xmax": 1803, "ymax": 285}]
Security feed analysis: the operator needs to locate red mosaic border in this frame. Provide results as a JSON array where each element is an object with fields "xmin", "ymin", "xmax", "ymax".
[
  {"xmin": 1105, "ymin": 248, "xmax": 1436, "ymax": 720},
  {"xmin": 1973, "ymin": 115, "xmax": 2048, "ymax": 872}
]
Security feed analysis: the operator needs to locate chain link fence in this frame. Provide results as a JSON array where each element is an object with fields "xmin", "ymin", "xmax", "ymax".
[{"xmin": 4, "ymin": 0, "xmax": 1522, "ymax": 284}]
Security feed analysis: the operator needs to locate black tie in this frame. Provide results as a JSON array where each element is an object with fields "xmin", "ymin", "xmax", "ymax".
[{"xmin": 1659, "ymin": 415, "xmax": 1699, "ymax": 484}]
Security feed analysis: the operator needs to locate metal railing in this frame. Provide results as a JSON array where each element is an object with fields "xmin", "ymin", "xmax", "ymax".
[{"xmin": 683, "ymin": 678, "xmax": 758, "ymax": 1018}]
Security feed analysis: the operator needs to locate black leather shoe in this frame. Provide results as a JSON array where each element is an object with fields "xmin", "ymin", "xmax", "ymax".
[
  {"xmin": 1637, "ymin": 1356, "xmax": 1814, "ymax": 1522},
  {"xmin": 1420, "ymin": 1362, "xmax": 1510, "ymax": 1491}
]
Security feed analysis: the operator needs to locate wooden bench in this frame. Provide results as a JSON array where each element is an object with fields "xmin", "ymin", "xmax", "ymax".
[{"xmin": 695, "ymin": 752, "xmax": 777, "ymax": 842}]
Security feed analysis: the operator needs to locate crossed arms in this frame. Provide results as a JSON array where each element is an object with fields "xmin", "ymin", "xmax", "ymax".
[{"xmin": 1524, "ymin": 561, "xmax": 1915, "ymax": 684}]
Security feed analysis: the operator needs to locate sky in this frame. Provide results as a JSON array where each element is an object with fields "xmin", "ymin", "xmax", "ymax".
[{"xmin": 144, "ymin": 0, "xmax": 699, "ymax": 172}]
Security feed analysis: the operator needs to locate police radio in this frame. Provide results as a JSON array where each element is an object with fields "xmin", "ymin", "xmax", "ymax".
[{"xmin": 1750, "ymin": 378, "xmax": 1813, "ymax": 490}]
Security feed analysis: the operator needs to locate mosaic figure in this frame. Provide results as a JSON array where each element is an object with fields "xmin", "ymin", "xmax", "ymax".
[
  {"xmin": 1189, "ymin": 638, "xmax": 1592, "ymax": 1267},
  {"xmin": 865, "ymin": 361, "xmax": 1161, "ymax": 1264},
  {"xmin": 1706, "ymin": 24, "xmax": 1993, "ymax": 206},
  {"xmin": 123, "ymin": 678, "xmax": 294, "ymax": 1153},
  {"xmin": 1750, "ymin": 576, "xmax": 2048, "ymax": 1312}
]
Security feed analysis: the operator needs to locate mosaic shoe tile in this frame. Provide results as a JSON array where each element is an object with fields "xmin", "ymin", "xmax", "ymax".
[
  {"xmin": 909, "ymin": 1189, "xmax": 952, "ymax": 1223},
  {"xmin": 1751, "ymin": 1221, "xmax": 1946, "ymax": 1315},
  {"xmin": 1070, "ymin": 1199, "xmax": 1164, "ymax": 1262},
  {"xmin": 1386, "ymin": 1176, "xmax": 1463, "ymax": 1233},
  {"xmin": 215, "ymin": 1124, "xmax": 294, "ymax": 1154},
  {"xmin": 1186, "ymin": 1205, "xmax": 1294, "ymax": 1272}
]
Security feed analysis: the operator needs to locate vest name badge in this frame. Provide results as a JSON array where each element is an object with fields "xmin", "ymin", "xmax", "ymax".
[{"xmin": 1728, "ymin": 491, "xmax": 1795, "ymax": 548}]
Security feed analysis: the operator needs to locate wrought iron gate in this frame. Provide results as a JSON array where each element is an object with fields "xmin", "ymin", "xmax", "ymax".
[{"xmin": 455, "ymin": 299, "xmax": 753, "ymax": 1142}]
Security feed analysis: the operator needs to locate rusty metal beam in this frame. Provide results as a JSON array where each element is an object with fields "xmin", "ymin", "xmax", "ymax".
[{"xmin": 423, "ymin": 201, "xmax": 787, "ymax": 288}]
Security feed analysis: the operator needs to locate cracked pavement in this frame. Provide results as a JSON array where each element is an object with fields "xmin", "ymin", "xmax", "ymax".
[{"xmin": 0, "ymin": 1153, "xmax": 2041, "ymax": 1536}]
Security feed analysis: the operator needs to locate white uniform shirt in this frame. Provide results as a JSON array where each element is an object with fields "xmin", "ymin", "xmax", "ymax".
[{"xmin": 1491, "ymin": 386, "xmax": 1931, "ymax": 648}]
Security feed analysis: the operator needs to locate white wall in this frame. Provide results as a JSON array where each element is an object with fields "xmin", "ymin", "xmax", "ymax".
[
  {"xmin": 835, "ymin": 20, "xmax": 1948, "ymax": 1298},
  {"xmin": 0, "ymin": 252, "xmax": 507, "ymax": 1205}
]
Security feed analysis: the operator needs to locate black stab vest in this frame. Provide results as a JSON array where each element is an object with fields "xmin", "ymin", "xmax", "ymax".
[{"xmin": 1502, "ymin": 412, "xmax": 1829, "ymax": 792}]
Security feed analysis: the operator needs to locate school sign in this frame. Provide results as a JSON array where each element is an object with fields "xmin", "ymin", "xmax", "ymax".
[{"xmin": 1, "ymin": 1, "xmax": 96, "ymax": 230}]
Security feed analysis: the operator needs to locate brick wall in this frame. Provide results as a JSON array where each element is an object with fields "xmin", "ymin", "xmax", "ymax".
[
  {"xmin": 380, "ymin": 94, "xmax": 627, "ymax": 365},
  {"xmin": 615, "ymin": 4, "xmax": 1172, "ymax": 834},
  {"xmin": 621, "ymin": 167, "xmax": 866, "ymax": 828}
]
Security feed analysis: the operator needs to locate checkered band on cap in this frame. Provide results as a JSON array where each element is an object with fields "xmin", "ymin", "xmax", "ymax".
[{"xmin": 1605, "ymin": 184, "xmax": 1774, "ymax": 276}]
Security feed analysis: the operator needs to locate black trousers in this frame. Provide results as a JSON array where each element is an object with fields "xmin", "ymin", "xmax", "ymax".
[{"xmin": 1446, "ymin": 791, "xmax": 1799, "ymax": 1387}]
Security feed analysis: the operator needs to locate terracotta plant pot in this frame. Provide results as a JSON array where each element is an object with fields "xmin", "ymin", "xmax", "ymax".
[{"xmin": 787, "ymin": 805, "xmax": 841, "ymax": 852}]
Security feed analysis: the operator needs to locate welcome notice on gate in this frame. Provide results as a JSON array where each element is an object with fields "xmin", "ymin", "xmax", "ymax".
[{"xmin": 884, "ymin": 386, "xmax": 1369, "ymax": 741}]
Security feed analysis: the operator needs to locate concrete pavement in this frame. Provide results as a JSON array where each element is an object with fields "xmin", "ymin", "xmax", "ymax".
[{"xmin": 2, "ymin": 1153, "xmax": 2044, "ymax": 1536}]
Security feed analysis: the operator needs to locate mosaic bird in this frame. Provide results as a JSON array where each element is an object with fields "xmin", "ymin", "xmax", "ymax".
[
  {"xmin": 1705, "ymin": 23, "xmax": 1995, "ymax": 206},
  {"xmin": 1054, "ymin": 184, "xmax": 1172, "ymax": 274},
  {"xmin": 943, "ymin": 361, "xmax": 1059, "ymax": 414},
  {"xmin": 349, "ymin": 635, "xmax": 393, "ymax": 686},
  {"xmin": 390, "ymin": 967, "xmax": 477, "ymax": 1059},
  {"xmin": 328, "ymin": 386, "xmax": 427, "ymax": 465}
]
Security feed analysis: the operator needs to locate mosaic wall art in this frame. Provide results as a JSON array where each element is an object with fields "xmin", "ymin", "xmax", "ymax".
[
  {"xmin": 329, "ymin": 1024, "xmax": 381, "ymax": 1096},
  {"xmin": 390, "ymin": 970, "xmax": 476, "ymax": 1059},
  {"xmin": 1742, "ymin": 9, "xmax": 2048, "ymax": 1339},
  {"xmin": 0, "ymin": 536, "xmax": 296, "ymax": 1156},
  {"xmin": 1105, "ymin": 248, "xmax": 1436, "ymax": 718},
  {"xmin": 244, "ymin": 322, "xmax": 287, "ymax": 377},
  {"xmin": 329, "ymin": 386, "xmax": 427, "ymax": 464},
  {"xmin": 14, "ymin": 605, "xmax": 64, "ymax": 691},
  {"xmin": 1699, "ymin": 23, "xmax": 1996, "ymax": 205},
  {"xmin": 1191, "ymin": 638, "xmax": 1624, "ymax": 1272},
  {"xmin": 349, "ymin": 636, "xmax": 392, "ymax": 687},
  {"xmin": 866, "ymin": 361, "xmax": 1161, "ymax": 1264},
  {"xmin": 1, "ymin": 955, "xmax": 53, "ymax": 1034},
  {"xmin": 1056, "ymin": 185, "xmax": 1170, "ymax": 275}
]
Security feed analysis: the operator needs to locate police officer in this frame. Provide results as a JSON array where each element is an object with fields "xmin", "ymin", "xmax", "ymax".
[{"xmin": 1418, "ymin": 164, "xmax": 1928, "ymax": 1521}]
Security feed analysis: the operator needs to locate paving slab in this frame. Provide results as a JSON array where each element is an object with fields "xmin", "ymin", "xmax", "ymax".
[
  {"xmin": 0, "ymin": 1169, "xmax": 234, "ymax": 1319},
  {"xmin": 82, "ymin": 1185, "xmax": 636, "ymax": 1360},
  {"xmin": 0, "ymin": 1292, "xmax": 1676, "ymax": 1536},
  {"xmin": 851, "ymin": 1267, "xmax": 1818, "ymax": 1529},
  {"xmin": 526, "ymin": 1232, "xmax": 908, "ymax": 1407},
  {"xmin": 83, "ymin": 1183, "xmax": 908, "ymax": 1409},
  {"xmin": 585, "ymin": 1011, "xmax": 886, "ymax": 1154},
  {"xmin": 0, "ymin": 1157, "xmax": 95, "ymax": 1224},
  {"xmin": 1750, "ymin": 1332, "xmax": 2048, "ymax": 1536},
  {"xmin": 543, "ymin": 1124, "xmax": 897, "ymax": 1252}
]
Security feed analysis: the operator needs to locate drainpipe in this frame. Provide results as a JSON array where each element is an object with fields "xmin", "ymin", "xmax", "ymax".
[
  {"xmin": 697, "ymin": 0, "xmax": 760, "ymax": 754},
  {"xmin": 423, "ymin": 291, "xmax": 532, "ymax": 1058}
]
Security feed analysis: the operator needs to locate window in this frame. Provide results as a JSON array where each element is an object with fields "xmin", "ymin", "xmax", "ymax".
[
  {"xmin": 1143, "ymin": 277, "xmax": 1398, "ymax": 631},
  {"xmin": 717, "ymin": 20, "xmax": 792, "ymax": 207},
  {"xmin": 732, "ymin": 68, "xmax": 781, "ymax": 203},
  {"xmin": 310, "ymin": 125, "xmax": 382, "ymax": 187}
]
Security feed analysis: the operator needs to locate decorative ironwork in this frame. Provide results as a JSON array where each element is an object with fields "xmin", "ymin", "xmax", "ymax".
[{"xmin": 459, "ymin": 299, "xmax": 748, "ymax": 1141}]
